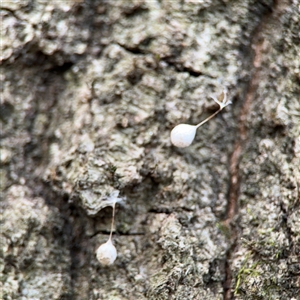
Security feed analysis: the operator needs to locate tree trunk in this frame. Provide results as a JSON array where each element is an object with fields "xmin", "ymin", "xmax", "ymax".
[{"xmin": 1, "ymin": 0, "xmax": 299, "ymax": 299}]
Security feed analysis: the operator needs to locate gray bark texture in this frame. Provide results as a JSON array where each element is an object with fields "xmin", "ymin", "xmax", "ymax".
[{"xmin": 1, "ymin": 0, "xmax": 299, "ymax": 299}]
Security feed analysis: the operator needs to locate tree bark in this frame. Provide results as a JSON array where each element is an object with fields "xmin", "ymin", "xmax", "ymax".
[{"xmin": 1, "ymin": 0, "xmax": 299, "ymax": 299}]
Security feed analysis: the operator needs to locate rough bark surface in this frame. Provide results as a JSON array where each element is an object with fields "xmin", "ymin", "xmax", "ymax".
[{"xmin": 1, "ymin": 1, "xmax": 299, "ymax": 300}]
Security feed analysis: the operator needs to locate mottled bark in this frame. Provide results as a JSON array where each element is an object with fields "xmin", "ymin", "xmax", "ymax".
[{"xmin": 1, "ymin": 1, "xmax": 299, "ymax": 299}]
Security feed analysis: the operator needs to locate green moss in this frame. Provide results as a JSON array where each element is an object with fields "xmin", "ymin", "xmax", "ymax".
[
  {"xmin": 234, "ymin": 253, "xmax": 261, "ymax": 296},
  {"xmin": 216, "ymin": 222, "xmax": 231, "ymax": 239}
]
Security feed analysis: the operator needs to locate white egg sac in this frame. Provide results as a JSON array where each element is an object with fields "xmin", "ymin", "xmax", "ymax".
[
  {"xmin": 170, "ymin": 124, "xmax": 197, "ymax": 148},
  {"xmin": 96, "ymin": 239, "xmax": 117, "ymax": 265}
]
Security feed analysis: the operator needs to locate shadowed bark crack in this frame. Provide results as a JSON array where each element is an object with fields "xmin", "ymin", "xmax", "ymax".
[{"xmin": 223, "ymin": 1, "xmax": 286, "ymax": 298}]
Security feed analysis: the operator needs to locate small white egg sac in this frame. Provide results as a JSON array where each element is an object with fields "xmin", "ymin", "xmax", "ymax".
[
  {"xmin": 170, "ymin": 124, "xmax": 197, "ymax": 148},
  {"xmin": 96, "ymin": 239, "xmax": 117, "ymax": 265}
]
